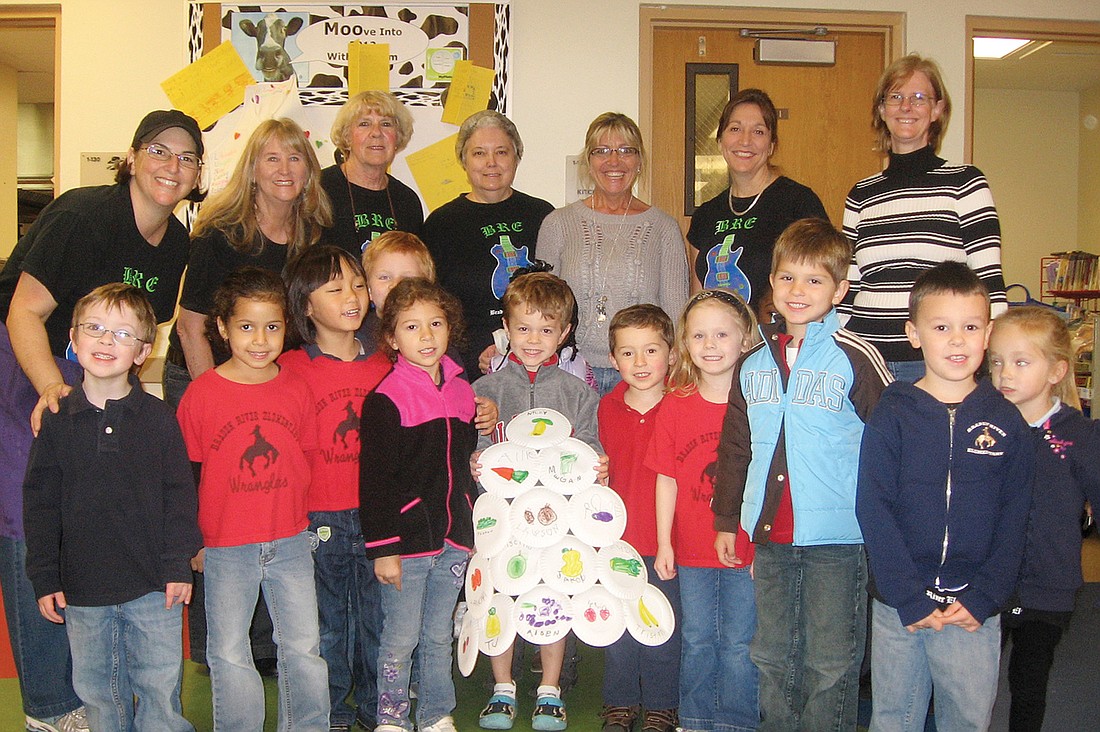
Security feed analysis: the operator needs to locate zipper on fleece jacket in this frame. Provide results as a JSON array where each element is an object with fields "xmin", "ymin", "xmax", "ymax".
[{"xmin": 935, "ymin": 405, "xmax": 956, "ymax": 588}]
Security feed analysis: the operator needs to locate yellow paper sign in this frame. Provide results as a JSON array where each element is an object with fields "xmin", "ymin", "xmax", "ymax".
[
  {"xmin": 441, "ymin": 61, "xmax": 495, "ymax": 126},
  {"xmin": 160, "ymin": 42, "xmax": 254, "ymax": 129},
  {"xmin": 405, "ymin": 134, "xmax": 467, "ymax": 211},
  {"xmin": 348, "ymin": 42, "xmax": 390, "ymax": 96}
]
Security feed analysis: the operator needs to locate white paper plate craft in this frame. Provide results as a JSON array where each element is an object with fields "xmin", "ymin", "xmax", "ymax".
[
  {"xmin": 505, "ymin": 408, "xmax": 571, "ymax": 448},
  {"xmin": 457, "ymin": 610, "xmax": 481, "ymax": 676},
  {"xmin": 464, "ymin": 552, "xmax": 494, "ymax": 619},
  {"xmin": 539, "ymin": 537, "xmax": 598, "ymax": 596},
  {"xmin": 568, "ymin": 485, "xmax": 627, "ymax": 547},
  {"xmin": 472, "ymin": 493, "xmax": 511, "ymax": 557},
  {"xmin": 489, "ymin": 537, "xmax": 544, "ymax": 597},
  {"xmin": 596, "ymin": 540, "xmax": 649, "ymax": 599},
  {"xmin": 538, "ymin": 438, "xmax": 601, "ymax": 494},
  {"xmin": 513, "ymin": 585, "xmax": 575, "ymax": 645},
  {"xmin": 477, "ymin": 442, "xmax": 542, "ymax": 497},
  {"xmin": 570, "ymin": 584, "xmax": 628, "ymax": 647},
  {"xmin": 625, "ymin": 582, "xmax": 677, "ymax": 646},
  {"xmin": 478, "ymin": 593, "xmax": 517, "ymax": 656},
  {"xmin": 509, "ymin": 487, "xmax": 570, "ymax": 548}
]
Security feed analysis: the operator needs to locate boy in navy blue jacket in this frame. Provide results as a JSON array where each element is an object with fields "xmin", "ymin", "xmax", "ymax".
[{"xmin": 856, "ymin": 262, "xmax": 1033, "ymax": 732}]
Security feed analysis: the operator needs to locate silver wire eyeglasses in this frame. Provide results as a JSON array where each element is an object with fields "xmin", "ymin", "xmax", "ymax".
[
  {"xmin": 75, "ymin": 323, "xmax": 148, "ymax": 347},
  {"xmin": 140, "ymin": 143, "xmax": 202, "ymax": 170},
  {"xmin": 881, "ymin": 92, "xmax": 935, "ymax": 108},
  {"xmin": 589, "ymin": 146, "xmax": 640, "ymax": 158}
]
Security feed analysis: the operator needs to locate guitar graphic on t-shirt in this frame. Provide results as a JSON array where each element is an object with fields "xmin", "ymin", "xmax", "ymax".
[
  {"xmin": 490, "ymin": 234, "xmax": 532, "ymax": 299},
  {"xmin": 704, "ymin": 234, "xmax": 751, "ymax": 303}
]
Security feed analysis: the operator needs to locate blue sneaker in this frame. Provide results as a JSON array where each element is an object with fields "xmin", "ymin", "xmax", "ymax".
[
  {"xmin": 479, "ymin": 693, "xmax": 516, "ymax": 730},
  {"xmin": 532, "ymin": 694, "xmax": 567, "ymax": 731}
]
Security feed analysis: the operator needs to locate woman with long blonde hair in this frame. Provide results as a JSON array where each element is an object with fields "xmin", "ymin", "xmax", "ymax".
[{"xmin": 165, "ymin": 117, "xmax": 332, "ymax": 404}]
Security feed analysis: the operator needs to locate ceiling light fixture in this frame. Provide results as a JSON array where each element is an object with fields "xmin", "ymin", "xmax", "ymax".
[{"xmin": 973, "ymin": 37, "xmax": 1031, "ymax": 59}]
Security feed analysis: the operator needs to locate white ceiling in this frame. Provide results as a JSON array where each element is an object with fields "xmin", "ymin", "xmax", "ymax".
[
  {"xmin": 975, "ymin": 40, "xmax": 1100, "ymax": 93},
  {"xmin": 0, "ymin": 26, "xmax": 54, "ymax": 104}
]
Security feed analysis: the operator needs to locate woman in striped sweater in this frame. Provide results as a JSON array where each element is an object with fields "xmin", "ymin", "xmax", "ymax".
[{"xmin": 842, "ymin": 54, "xmax": 1006, "ymax": 381}]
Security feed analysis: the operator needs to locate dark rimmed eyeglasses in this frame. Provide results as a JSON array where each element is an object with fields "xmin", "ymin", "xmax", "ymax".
[{"xmin": 140, "ymin": 143, "xmax": 202, "ymax": 170}]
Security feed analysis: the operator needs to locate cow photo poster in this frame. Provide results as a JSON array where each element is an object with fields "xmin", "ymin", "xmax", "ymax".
[{"xmin": 188, "ymin": 2, "xmax": 512, "ymax": 204}]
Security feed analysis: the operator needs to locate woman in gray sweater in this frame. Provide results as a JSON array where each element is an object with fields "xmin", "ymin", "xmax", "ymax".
[{"xmin": 537, "ymin": 112, "xmax": 689, "ymax": 395}]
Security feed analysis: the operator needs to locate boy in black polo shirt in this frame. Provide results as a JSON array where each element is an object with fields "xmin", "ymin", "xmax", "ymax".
[{"xmin": 24, "ymin": 283, "xmax": 201, "ymax": 731}]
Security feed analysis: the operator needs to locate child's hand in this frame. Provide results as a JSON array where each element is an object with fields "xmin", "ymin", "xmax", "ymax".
[
  {"xmin": 470, "ymin": 450, "xmax": 483, "ymax": 481},
  {"xmin": 905, "ymin": 609, "xmax": 945, "ymax": 633},
  {"xmin": 190, "ymin": 548, "xmax": 205, "ymax": 573},
  {"xmin": 474, "ymin": 396, "xmax": 499, "ymax": 435},
  {"xmin": 714, "ymin": 531, "xmax": 742, "ymax": 568},
  {"xmin": 478, "ymin": 344, "xmax": 501, "ymax": 374},
  {"xmin": 165, "ymin": 582, "xmax": 193, "ymax": 609},
  {"xmin": 37, "ymin": 592, "xmax": 67, "ymax": 624},
  {"xmin": 375, "ymin": 555, "xmax": 403, "ymax": 591},
  {"xmin": 654, "ymin": 545, "xmax": 676, "ymax": 581},
  {"xmin": 595, "ymin": 454, "xmax": 609, "ymax": 485},
  {"xmin": 939, "ymin": 601, "xmax": 981, "ymax": 632}
]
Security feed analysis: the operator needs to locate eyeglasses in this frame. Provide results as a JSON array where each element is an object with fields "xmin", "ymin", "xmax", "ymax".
[
  {"xmin": 140, "ymin": 143, "xmax": 202, "ymax": 170},
  {"xmin": 75, "ymin": 323, "xmax": 148, "ymax": 347},
  {"xmin": 589, "ymin": 146, "xmax": 640, "ymax": 158},
  {"xmin": 881, "ymin": 92, "xmax": 936, "ymax": 108}
]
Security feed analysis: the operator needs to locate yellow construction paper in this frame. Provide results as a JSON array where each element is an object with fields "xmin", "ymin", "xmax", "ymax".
[
  {"xmin": 160, "ymin": 42, "xmax": 254, "ymax": 129},
  {"xmin": 348, "ymin": 42, "xmax": 390, "ymax": 96},
  {"xmin": 441, "ymin": 61, "xmax": 494, "ymax": 126},
  {"xmin": 405, "ymin": 134, "xmax": 466, "ymax": 211}
]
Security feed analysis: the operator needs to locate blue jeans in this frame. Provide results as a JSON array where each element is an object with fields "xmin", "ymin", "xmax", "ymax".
[
  {"xmin": 309, "ymin": 509, "xmax": 382, "ymax": 727},
  {"xmin": 603, "ymin": 555, "xmax": 682, "ymax": 709},
  {"xmin": 0, "ymin": 535, "xmax": 82, "ymax": 720},
  {"xmin": 65, "ymin": 592, "xmax": 192, "ymax": 732},
  {"xmin": 377, "ymin": 544, "xmax": 468, "ymax": 730},
  {"xmin": 751, "ymin": 543, "xmax": 866, "ymax": 732},
  {"xmin": 869, "ymin": 599, "xmax": 1000, "ymax": 732},
  {"xmin": 677, "ymin": 565, "xmax": 759, "ymax": 731},
  {"xmin": 886, "ymin": 360, "xmax": 925, "ymax": 383},
  {"xmin": 591, "ymin": 366, "xmax": 623, "ymax": 397},
  {"xmin": 205, "ymin": 532, "xmax": 329, "ymax": 731}
]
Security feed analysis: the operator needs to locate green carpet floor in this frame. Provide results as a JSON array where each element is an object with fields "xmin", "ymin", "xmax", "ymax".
[{"xmin": 0, "ymin": 648, "xmax": 608, "ymax": 731}]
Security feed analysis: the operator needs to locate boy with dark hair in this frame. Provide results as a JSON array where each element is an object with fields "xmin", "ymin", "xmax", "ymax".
[
  {"xmin": 598, "ymin": 304, "xmax": 680, "ymax": 732},
  {"xmin": 713, "ymin": 218, "xmax": 891, "ymax": 731},
  {"xmin": 473, "ymin": 272, "xmax": 605, "ymax": 732},
  {"xmin": 24, "ymin": 283, "xmax": 201, "ymax": 732},
  {"xmin": 857, "ymin": 260, "xmax": 1033, "ymax": 731}
]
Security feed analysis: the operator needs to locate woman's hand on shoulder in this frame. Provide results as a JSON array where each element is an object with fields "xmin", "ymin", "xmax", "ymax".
[{"xmin": 31, "ymin": 382, "xmax": 71, "ymax": 436}]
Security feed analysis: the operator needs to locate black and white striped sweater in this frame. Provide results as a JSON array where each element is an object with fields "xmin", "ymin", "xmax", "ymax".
[{"xmin": 841, "ymin": 145, "xmax": 1006, "ymax": 362}]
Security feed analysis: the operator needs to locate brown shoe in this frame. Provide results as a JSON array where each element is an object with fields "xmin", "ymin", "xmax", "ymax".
[
  {"xmin": 599, "ymin": 705, "xmax": 640, "ymax": 732},
  {"xmin": 641, "ymin": 708, "xmax": 678, "ymax": 732}
]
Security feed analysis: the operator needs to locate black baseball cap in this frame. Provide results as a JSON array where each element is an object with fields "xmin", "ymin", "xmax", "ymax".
[{"xmin": 130, "ymin": 110, "xmax": 204, "ymax": 156}]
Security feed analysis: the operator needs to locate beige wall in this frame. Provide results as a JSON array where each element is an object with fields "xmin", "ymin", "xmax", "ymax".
[
  {"xmin": 17, "ymin": 103, "xmax": 53, "ymax": 177},
  {"xmin": 0, "ymin": 62, "xmax": 16, "ymax": 257},
  {"xmin": 974, "ymin": 88, "xmax": 1080, "ymax": 295},
  {"xmin": 1082, "ymin": 85, "xmax": 1100, "ymax": 255}
]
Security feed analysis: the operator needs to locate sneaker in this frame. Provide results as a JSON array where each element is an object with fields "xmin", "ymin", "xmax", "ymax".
[
  {"xmin": 330, "ymin": 724, "xmax": 352, "ymax": 732},
  {"xmin": 599, "ymin": 705, "xmax": 639, "ymax": 731},
  {"xmin": 420, "ymin": 716, "xmax": 458, "ymax": 732},
  {"xmin": 479, "ymin": 693, "xmax": 517, "ymax": 730},
  {"xmin": 26, "ymin": 706, "xmax": 90, "ymax": 732},
  {"xmin": 641, "ymin": 708, "xmax": 678, "ymax": 732},
  {"xmin": 532, "ymin": 695, "xmax": 567, "ymax": 731},
  {"xmin": 373, "ymin": 726, "xmax": 404, "ymax": 732}
]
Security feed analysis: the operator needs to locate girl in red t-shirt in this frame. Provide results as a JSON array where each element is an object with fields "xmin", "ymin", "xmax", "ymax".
[
  {"xmin": 647, "ymin": 290, "xmax": 759, "ymax": 732},
  {"xmin": 280, "ymin": 246, "xmax": 392, "ymax": 730},
  {"xmin": 177, "ymin": 267, "xmax": 327, "ymax": 730}
]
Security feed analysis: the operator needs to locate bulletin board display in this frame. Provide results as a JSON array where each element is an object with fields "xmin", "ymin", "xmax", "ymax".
[{"xmin": 186, "ymin": 3, "xmax": 511, "ymax": 204}]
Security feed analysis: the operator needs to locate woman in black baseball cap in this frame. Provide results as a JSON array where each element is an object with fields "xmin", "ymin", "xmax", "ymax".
[{"xmin": 0, "ymin": 108, "xmax": 203, "ymax": 731}]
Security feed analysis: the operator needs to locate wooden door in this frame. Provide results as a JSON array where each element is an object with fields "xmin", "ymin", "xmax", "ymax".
[{"xmin": 650, "ymin": 27, "xmax": 886, "ymax": 231}]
